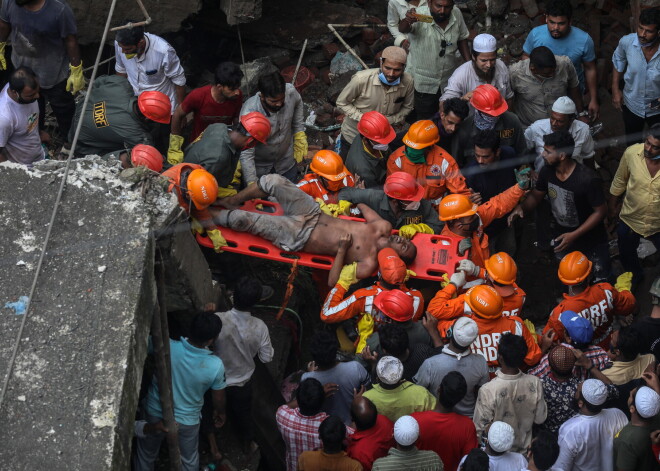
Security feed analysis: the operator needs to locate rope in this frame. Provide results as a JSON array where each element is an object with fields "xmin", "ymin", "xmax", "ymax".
[
  {"xmin": 237, "ymin": 23, "xmax": 251, "ymax": 96},
  {"xmin": 0, "ymin": 0, "xmax": 120, "ymax": 412},
  {"xmin": 276, "ymin": 260, "xmax": 299, "ymax": 321}
]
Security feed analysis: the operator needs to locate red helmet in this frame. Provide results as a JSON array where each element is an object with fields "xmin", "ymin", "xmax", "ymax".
[
  {"xmin": 137, "ymin": 91, "xmax": 172, "ymax": 124},
  {"xmin": 357, "ymin": 111, "xmax": 395, "ymax": 144},
  {"xmin": 383, "ymin": 172, "xmax": 424, "ymax": 201},
  {"xmin": 240, "ymin": 112, "xmax": 271, "ymax": 144},
  {"xmin": 131, "ymin": 144, "xmax": 163, "ymax": 172},
  {"xmin": 374, "ymin": 289, "xmax": 414, "ymax": 322},
  {"xmin": 470, "ymin": 84, "xmax": 508, "ymax": 117}
]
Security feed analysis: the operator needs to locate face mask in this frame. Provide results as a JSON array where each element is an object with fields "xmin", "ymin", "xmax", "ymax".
[
  {"xmin": 378, "ymin": 71, "xmax": 401, "ymax": 86},
  {"xmin": 474, "ymin": 110, "xmax": 499, "ymax": 130},
  {"xmin": 402, "ymin": 200, "xmax": 420, "ymax": 211},
  {"xmin": 404, "ymin": 146, "xmax": 427, "ymax": 164},
  {"xmin": 371, "ymin": 141, "xmax": 389, "ymax": 151}
]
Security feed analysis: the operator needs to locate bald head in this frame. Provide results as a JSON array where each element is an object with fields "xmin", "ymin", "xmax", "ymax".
[{"xmin": 351, "ymin": 396, "xmax": 377, "ymax": 431}]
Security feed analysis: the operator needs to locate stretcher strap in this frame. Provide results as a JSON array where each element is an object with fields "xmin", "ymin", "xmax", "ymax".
[{"xmin": 276, "ymin": 260, "xmax": 298, "ymax": 321}]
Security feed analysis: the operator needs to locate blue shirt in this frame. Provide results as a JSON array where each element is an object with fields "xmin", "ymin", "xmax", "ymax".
[
  {"xmin": 523, "ymin": 25, "xmax": 596, "ymax": 92},
  {"xmin": 612, "ymin": 33, "xmax": 660, "ymax": 118},
  {"xmin": 146, "ymin": 338, "xmax": 226, "ymax": 425}
]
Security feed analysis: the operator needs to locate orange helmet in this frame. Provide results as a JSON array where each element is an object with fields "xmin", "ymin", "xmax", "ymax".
[
  {"xmin": 357, "ymin": 111, "xmax": 395, "ymax": 144},
  {"xmin": 402, "ymin": 120, "xmax": 439, "ymax": 149},
  {"xmin": 310, "ymin": 150, "xmax": 348, "ymax": 181},
  {"xmin": 374, "ymin": 289, "xmax": 414, "ymax": 322},
  {"xmin": 377, "ymin": 248, "xmax": 407, "ymax": 285},
  {"xmin": 137, "ymin": 91, "xmax": 172, "ymax": 124},
  {"xmin": 485, "ymin": 252, "xmax": 517, "ymax": 285},
  {"xmin": 384, "ymin": 172, "xmax": 425, "ymax": 201},
  {"xmin": 186, "ymin": 168, "xmax": 218, "ymax": 210},
  {"xmin": 131, "ymin": 144, "xmax": 163, "ymax": 172},
  {"xmin": 558, "ymin": 251, "xmax": 592, "ymax": 285},
  {"xmin": 438, "ymin": 194, "xmax": 478, "ymax": 221},
  {"xmin": 465, "ymin": 285, "xmax": 503, "ymax": 320},
  {"xmin": 470, "ymin": 84, "xmax": 508, "ymax": 117},
  {"xmin": 240, "ymin": 111, "xmax": 271, "ymax": 144}
]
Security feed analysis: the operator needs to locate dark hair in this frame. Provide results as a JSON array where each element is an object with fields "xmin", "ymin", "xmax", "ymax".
[
  {"xmin": 189, "ymin": 311, "xmax": 222, "ymax": 344},
  {"xmin": 529, "ymin": 46, "xmax": 557, "ymax": 70},
  {"xmin": 319, "ymin": 415, "xmax": 346, "ymax": 451},
  {"xmin": 309, "ymin": 330, "xmax": 339, "ymax": 368},
  {"xmin": 640, "ymin": 8, "xmax": 660, "ymax": 28},
  {"xmin": 616, "ymin": 327, "xmax": 640, "ymax": 361},
  {"xmin": 498, "ymin": 333, "xmax": 528, "ymax": 369},
  {"xmin": 580, "ymin": 390, "xmax": 605, "ymax": 414},
  {"xmin": 258, "ymin": 71, "xmax": 286, "ymax": 98},
  {"xmin": 545, "ymin": 0, "xmax": 572, "ymax": 19},
  {"xmin": 531, "ymin": 430, "xmax": 560, "ymax": 470},
  {"xmin": 215, "ymin": 62, "xmax": 244, "ymax": 88},
  {"xmin": 473, "ymin": 129, "xmax": 500, "ymax": 152},
  {"xmin": 461, "ymin": 448, "xmax": 489, "ymax": 471},
  {"xmin": 443, "ymin": 97, "xmax": 470, "ymax": 120},
  {"xmin": 438, "ymin": 371, "xmax": 468, "ymax": 410},
  {"xmin": 647, "ymin": 123, "xmax": 660, "ymax": 141},
  {"xmin": 350, "ymin": 397, "xmax": 378, "ymax": 430},
  {"xmin": 543, "ymin": 130, "xmax": 575, "ymax": 158},
  {"xmin": 297, "ymin": 378, "xmax": 325, "ymax": 416},
  {"xmin": 9, "ymin": 66, "xmax": 38, "ymax": 93},
  {"xmin": 380, "ymin": 324, "xmax": 409, "ymax": 357},
  {"xmin": 115, "ymin": 20, "xmax": 145, "ymax": 46},
  {"xmin": 233, "ymin": 276, "xmax": 262, "ymax": 311}
]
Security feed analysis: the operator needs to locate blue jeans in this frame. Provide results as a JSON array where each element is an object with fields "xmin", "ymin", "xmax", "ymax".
[
  {"xmin": 617, "ymin": 221, "xmax": 660, "ymax": 280},
  {"xmin": 133, "ymin": 414, "xmax": 200, "ymax": 471}
]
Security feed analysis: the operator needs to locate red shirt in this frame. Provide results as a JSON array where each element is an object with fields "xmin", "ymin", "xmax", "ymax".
[
  {"xmin": 180, "ymin": 85, "xmax": 243, "ymax": 141},
  {"xmin": 411, "ymin": 410, "xmax": 478, "ymax": 471},
  {"xmin": 346, "ymin": 414, "xmax": 395, "ymax": 470}
]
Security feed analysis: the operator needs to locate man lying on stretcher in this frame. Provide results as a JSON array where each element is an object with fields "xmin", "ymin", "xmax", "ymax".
[{"xmin": 210, "ymin": 174, "xmax": 417, "ymax": 286}]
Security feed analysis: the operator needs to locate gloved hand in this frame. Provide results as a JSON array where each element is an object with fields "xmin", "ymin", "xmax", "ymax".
[
  {"xmin": 404, "ymin": 269, "xmax": 417, "ymax": 282},
  {"xmin": 523, "ymin": 319, "xmax": 538, "ymax": 340},
  {"xmin": 457, "ymin": 259, "xmax": 480, "ymax": 277},
  {"xmin": 439, "ymin": 273, "xmax": 451, "ymax": 288},
  {"xmin": 316, "ymin": 198, "xmax": 335, "ymax": 216},
  {"xmin": 217, "ymin": 186, "xmax": 238, "ymax": 198},
  {"xmin": 338, "ymin": 261, "xmax": 359, "ymax": 290},
  {"xmin": 65, "ymin": 62, "xmax": 85, "ymax": 95},
  {"xmin": 167, "ymin": 134, "xmax": 185, "ymax": 165},
  {"xmin": 336, "ymin": 200, "xmax": 352, "ymax": 217},
  {"xmin": 207, "ymin": 229, "xmax": 228, "ymax": 253},
  {"xmin": 515, "ymin": 167, "xmax": 532, "ymax": 190},
  {"xmin": 355, "ymin": 313, "xmax": 375, "ymax": 354},
  {"xmin": 399, "ymin": 223, "xmax": 434, "ymax": 239},
  {"xmin": 293, "ymin": 131, "xmax": 308, "ymax": 163},
  {"xmin": 458, "ymin": 237, "xmax": 472, "ymax": 256},
  {"xmin": 190, "ymin": 218, "xmax": 204, "ymax": 234},
  {"xmin": 449, "ymin": 271, "xmax": 467, "ymax": 289},
  {"xmin": 0, "ymin": 42, "xmax": 6, "ymax": 71},
  {"xmin": 615, "ymin": 272, "xmax": 633, "ymax": 292}
]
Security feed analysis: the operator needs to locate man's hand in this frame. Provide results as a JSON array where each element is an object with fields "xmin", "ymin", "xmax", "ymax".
[
  {"xmin": 338, "ymin": 233, "xmax": 352, "ymax": 251},
  {"xmin": 515, "ymin": 167, "xmax": 532, "ymax": 190},
  {"xmin": 337, "ymin": 261, "xmax": 359, "ymax": 289},
  {"xmin": 612, "ymin": 90, "xmax": 623, "ymax": 112},
  {"xmin": 213, "ymin": 195, "xmax": 240, "ymax": 210},
  {"xmin": 143, "ymin": 420, "xmax": 169, "ymax": 435},
  {"xmin": 307, "ymin": 361, "xmax": 318, "ymax": 372},
  {"xmin": 361, "ymin": 345, "xmax": 379, "ymax": 364},
  {"xmin": 461, "ymin": 91, "xmax": 475, "ymax": 102},
  {"xmin": 213, "ymin": 410, "xmax": 227, "ymax": 428},
  {"xmin": 323, "ymin": 383, "xmax": 339, "ymax": 398},
  {"xmin": 353, "ymin": 384, "xmax": 366, "ymax": 398},
  {"xmin": 449, "ymin": 270, "xmax": 467, "ymax": 289},
  {"xmin": 458, "ymin": 238, "xmax": 472, "ymax": 256},
  {"xmin": 401, "ymin": 39, "xmax": 411, "ymax": 52},
  {"xmin": 457, "ymin": 259, "xmax": 480, "ymax": 277},
  {"xmin": 39, "ymin": 130, "xmax": 52, "ymax": 145},
  {"xmin": 642, "ymin": 371, "xmax": 660, "ymax": 395},
  {"xmin": 354, "ymin": 175, "xmax": 366, "ymax": 189},
  {"xmin": 588, "ymin": 100, "xmax": 600, "ymax": 122},
  {"xmin": 507, "ymin": 205, "xmax": 524, "ymax": 226},
  {"xmin": 553, "ymin": 231, "xmax": 578, "ymax": 252},
  {"xmin": 573, "ymin": 348, "xmax": 593, "ymax": 370},
  {"xmin": 422, "ymin": 312, "xmax": 439, "ymax": 333},
  {"xmin": 540, "ymin": 329, "xmax": 557, "ymax": 354},
  {"xmin": 404, "ymin": 8, "xmax": 418, "ymax": 24},
  {"xmin": 469, "ymin": 189, "xmax": 482, "ymax": 205}
]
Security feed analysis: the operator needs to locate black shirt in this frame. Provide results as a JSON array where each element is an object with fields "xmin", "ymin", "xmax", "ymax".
[{"xmin": 630, "ymin": 316, "xmax": 660, "ymax": 361}]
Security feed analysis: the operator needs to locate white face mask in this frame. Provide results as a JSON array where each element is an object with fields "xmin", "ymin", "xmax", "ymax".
[
  {"xmin": 372, "ymin": 142, "xmax": 389, "ymax": 151},
  {"xmin": 404, "ymin": 201, "xmax": 421, "ymax": 211}
]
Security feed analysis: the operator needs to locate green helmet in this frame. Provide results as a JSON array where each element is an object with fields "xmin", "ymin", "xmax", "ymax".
[{"xmin": 651, "ymin": 277, "xmax": 660, "ymax": 305}]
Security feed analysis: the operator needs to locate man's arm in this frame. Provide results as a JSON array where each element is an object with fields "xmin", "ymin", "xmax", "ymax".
[
  {"xmin": 63, "ymin": 34, "xmax": 81, "ymax": 66},
  {"xmin": 569, "ymin": 85, "xmax": 584, "ymax": 113},
  {"xmin": 356, "ymin": 202, "xmax": 385, "ymax": 223},
  {"xmin": 398, "ymin": 8, "xmax": 417, "ymax": 34},
  {"xmin": 583, "ymin": 60, "xmax": 599, "ymax": 120},
  {"xmin": 521, "ymin": 188, "xmax": 544, "ymax": 213},
  {"xmin": 170, "ymin": 105, "xmax": 187, "ymax": 137},
  {"xmin": 114, "ymin": 41, "xmax": 128, "ymax": 77},
  {"xmin": 336, "ymin": 75, "xmax": 365, "ymax": 122},
  {"xmin": 388, "ymin": 77, "xmax": 415, "ymax": 124},
  {"xmin": 0, "ymin": 19, "xmax": 11, "ymax": 42},
  {"xmin": 175, "ymin": 85, "xmax": 186, "ymax": 109},
  {"xmin": 457, "ymin": 39, "xmax": 471, "ymax": 62},
  {"xmin": 328, "ymin": 234, "xmax": 352, "ymax": 287},
  {"xmin": 553, "ymin": 203, "xmax": 606, "ymax": 252},
  {"xmin": 611, "ymin": 41, "xmax": 627, "ymax": 112},
  {"xmin": 291, "ymin": 89, "xmax": 305, "ymax": 134},
  {"xmin": 212, "ymin": 388, "xmax": 226, "ymax": 427}
]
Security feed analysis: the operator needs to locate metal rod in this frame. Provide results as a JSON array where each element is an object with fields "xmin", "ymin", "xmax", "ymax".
[
  {"xmin": 327, "ymin": 24, "xmax": 368, "ymax": 69},
  {"xmin": 291, "ymin": 39, "xmax": 308, "ymax": 86},
  {"xmin": 110, "ymin": 0, "xmax": 152, "ymax": 32},
  {"xmin": 328, "ymin": 23, "xmax": 386, "ymax": 27},
  {"xmin": 237, "ymin": 24, "xmax": 251, "ymax": 96},
  {"xmin": 83, "ymin": 55, "xmax": 115, "ymax": 73}
]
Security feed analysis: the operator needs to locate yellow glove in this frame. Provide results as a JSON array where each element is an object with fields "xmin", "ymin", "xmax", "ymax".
[
  {"xmin": 523, "ymin": 319, "xmax": 537, "ymax": 341},
  {"xmin": 66, "ymin": 62, "xmax": 85, "ymax": 94},
  {"xmin": 0, "ymin": 42, "xmax": 6, "ymax": 71},
  {"xmin": 230, "ymin": 163, "xmax": 242, "ymax": 188},
  {"xmin": 190, "ymin": 218, "xmax": 204, "ymax": 234},
  {"xmin": 167, "ymin": 134, "xmax": 185, "ymax": 165},
  {"xmin": 207, "ymin": 229, "xmax": 228, "ymax": 253},
  {"xmin": 439, "ymin": 273, "xmax": 451, "ymax": 288},
  {"xmin": 293, "ymin": 131, "xmax": 308, "ymax": 163},
  {"xmin": 335, "ymin": 200, "xmax": 352, "ymax": 217},
  {"xmin": 615, "ymin": 272, "xmax": 633, "ymax": 292},
  {"xmin": 404, "ymin": 269, "xmax": 417, "ymax": 282},
  {"xmin": 355, "ymin": 313, "xmax": 375, "ymax": 354},
  {"xmin": 217, "ymin": 186, "xmax": 237, "ymax": 198},
  {"xmin": 338, "ymin": 261, "xmax": 359, "ymax": 290},
  {"xmin": 399, "ymin": 223, "xmax": 434, "ymax": 239}
]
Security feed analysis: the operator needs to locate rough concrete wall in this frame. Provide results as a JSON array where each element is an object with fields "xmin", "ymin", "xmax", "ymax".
[
  {"xmin": 220, "ymin": 0, "xmax": 262, "ymax": 25},
  {"xmin": 69, "ymin": 0, "xmax": 201, "ymax": 45}
]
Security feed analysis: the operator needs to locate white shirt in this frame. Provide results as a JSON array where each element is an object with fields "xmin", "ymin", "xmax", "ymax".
[
  {"xmin": 459, "ymin": 451, "xmax": 528, "ymax": 471},
  {"xmin": 555, "ymin": 408, "xmax": 629, "ymax": 471},
  {"xmin": 0, "ymin": 83, "xmax": 44, "ymax": 166},
  {"xmin": 387, "ymin": 0, "xmax": 428, "ymax": 47},
  {"xmin": 114, "ymin": 32, "xmax": 186, "ymax": 113},
  {"xmin": 524, "ymin": 118, "xmax": 595, "ymax": 171},
  {"xmin": 213, "ymin": 308, "xmax": 274, "ymax": 387}
]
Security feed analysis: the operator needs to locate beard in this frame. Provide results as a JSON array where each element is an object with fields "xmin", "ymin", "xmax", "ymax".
[
  {"xmin": 431, "ymin": 12, "xmax": 449, "ymax": 23},
  {"xmin": 473, "ymin": 62, "xmax": 495, "ymax": 82}
]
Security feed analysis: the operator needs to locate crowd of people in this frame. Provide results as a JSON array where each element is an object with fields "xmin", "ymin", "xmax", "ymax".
[{"xmin": 2, "ymin": 0, "xmax": 660, "ymax": 470}]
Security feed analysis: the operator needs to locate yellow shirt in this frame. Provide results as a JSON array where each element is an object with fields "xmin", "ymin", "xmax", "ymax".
[{"xmin": 610, "ymin": 143, "xmax": 660, "ymax": 237}]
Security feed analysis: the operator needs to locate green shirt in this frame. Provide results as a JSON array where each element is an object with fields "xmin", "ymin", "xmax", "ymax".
[
  {"xmin": 183, "ymin": 123, "xmax": 240, "ymax": 188},
  {"xmin": 372, "ymin": 447, "xmax": 443, "ymax": 471},
  {"xmin": 363, "ymin": 382, "xmax": 436, "ymax": 423},
  {"xmin": 613, "ymin": 423, "xmax": 657, "ymax": 471}
]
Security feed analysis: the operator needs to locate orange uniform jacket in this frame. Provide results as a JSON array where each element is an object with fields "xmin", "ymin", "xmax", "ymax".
[
  {"xmin": 543, "ymin": 283, "xmax": 636, "ymax": 349},
  {"xmin": 387, "ymin": 145, "xmax": 469, "ymax": 203},
  {"xmin": 428, "ymin": 282, "xmax": 526, "ymax": 320},
  {"xmin": 441, "ymin": 185, "xmax": 525, "ymax": 269},
  {"xmin": 296, "ymin": 173, "xmax": 355, "ymax": 204},
  {"xmin": 321, "ymin": 282, "xmax": 425, "ymax": 324},
  {"xmin": 162, "ymin": 163, "xmax": 216, "ymax": 227}
]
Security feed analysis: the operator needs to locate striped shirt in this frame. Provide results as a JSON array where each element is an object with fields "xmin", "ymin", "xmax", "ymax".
[
  {"xmin": 276, "ymin": 406, "xmax": 329, "ymax": 471},
  {"xmin": 372, "ymin": 447, "xmax": 443, "ymax": 471}
]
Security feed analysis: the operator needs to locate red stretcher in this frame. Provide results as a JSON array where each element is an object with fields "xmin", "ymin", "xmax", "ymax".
[{"xmin": 196, "ymin": 200, "xmax": 467, "ymax": 281}]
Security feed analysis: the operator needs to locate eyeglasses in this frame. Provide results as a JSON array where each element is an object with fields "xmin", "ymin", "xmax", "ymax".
[{"xmin": 439, "ymin": 40, "xmax": 447, "ymax": 57}]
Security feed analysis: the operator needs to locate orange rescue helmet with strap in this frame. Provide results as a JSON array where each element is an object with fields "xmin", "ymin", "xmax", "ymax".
[
  {"xmin": 438, "ymin": 193, "xmax": 478, "ymax": 221},
  {"xmin": 485, "ymin": 252, "xmax": 517, "ymax": 285},
  {"xmin": 186, "ymin": 168, "xmax": 218, "ymax": 209},
  {"xmin": 402, "ymin": 120, "xmax": 439, "ymax": 149},
  {"xmin": 465, "ymin": 285, "xmax": 503, "ymax": 320},
  {"xmin": 310, "ymin": 150, "xmax": 348, "ymax": 181},
  {"xmin": 558, "ymin": 251, "xmax": 592, "ymax": 285}
]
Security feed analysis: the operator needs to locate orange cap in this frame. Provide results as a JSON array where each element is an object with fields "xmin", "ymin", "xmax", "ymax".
[
  {"xmin": 485, "ymin": 252, "xmax": 517, "ymax": 297},
  {"xmin": 310, "ymin": 150, "xmax": 348, "ymax": 181},
  {"xmin": 378, "ymin": 248, "xmax": 407, "ymax": 285},
  {"xmin": 402, "ymin": 120, "xmax": 439, "ymax": 149},
  {"xmin": 558, "ymin": 251, "xmax": 592, "ymax": 285},
  {"xmin": 186, "ymin": 168, "xmax": 218, "ymax": 209},
  {"xmin": 438, "ymin": 194, "xmax": 478, "ymax": 221},
  {"xmin": 465, "ymin": 285, "xmax": 503, "ymax": 320}
]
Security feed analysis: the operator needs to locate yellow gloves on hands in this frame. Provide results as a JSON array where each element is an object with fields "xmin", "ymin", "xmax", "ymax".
[
  {"xmin": 0, "ymin": 42, "xmax": 6, "ymax": 71},
  {"xmin": 293, "ymin": 131, "xmax": 308, "ymax": 163},
  {"xmin": 338, "ymin": 261, "xmax": 359, "ymax": 290},
  {"xmin": 167, "ymin": 134, "xmax": 185, "ymax": 165},
  {"xmin": 336, "ymin": 200, "xmax": 352, "ymax": 216},
  {"xmin": 207, "ymin": 229, "xmax": 228, "ymax": 253},
  {"xmin": 615, "ymin": 272, "xmax": 633, "ymax": 292},
  {"xmin": 399, "ymin": 223, "xmax": 434, "ymax": 239},
  {"xmin": 190, "ymin": 218, "xmax": 204, "ymax": 234},
  {"xmin": 66, "ymin": 62, "xmax": 85, "ymax": 94},
  {"xmin": 217, "ymin": 186, "xmax": 238, "ymax": 198},
  {"xmin": 404, "ymin": 269, "xmax": 417, "ymax": 282},
  {"xmin": 355, "ymin": 313, "xmax": 375, "ymax": 354},
  {"xmin": 316, "ymin": 198, "xmax": 352, "ymax": 217}
]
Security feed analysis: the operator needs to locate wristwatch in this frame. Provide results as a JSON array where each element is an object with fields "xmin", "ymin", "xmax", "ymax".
[{"xmin": 577, "ymin": 110, "xmax": 589, "ymax": 118}]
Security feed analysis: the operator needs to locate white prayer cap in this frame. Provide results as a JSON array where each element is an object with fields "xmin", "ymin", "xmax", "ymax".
[
  {"xmin": 376, "ymin": 356, "xmax": 403, "ymax": 385},
  {"xmin": 636, "ymin": 386, "xmax": 660, "ymax": 419},
  {"xmin": 394, "ymin": 415, "xmax": 419, "ymax": 446},
  {"xmin": 473, "ymin": 34, "xmax": 497, "ymax": 53},
  {"xmin": 488, "ymin": 421, "xmax": 515, "ymax": 452},
  {"xmin": 582, "ymin": 379, "xmax": 608, "ymax": 406},
  {"xmin": 552, "ymin": 96, "xmax": 577, "ymax": 115},
  {"xmin": 453, "ymin": 317, "xmax": 479, "ymax": 347}
]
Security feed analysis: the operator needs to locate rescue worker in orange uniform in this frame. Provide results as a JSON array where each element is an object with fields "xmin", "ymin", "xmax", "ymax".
[
  {"xmin": 543, "ymin": 251, "xmax": 636, "ymax": 350},
  {"xmin": 438, "ymin": 170, "xmax": 530, "ymax": 266},
  {"xmin": 321, "ymin": 247, "xmax": 424, "ymax": 352},
  {"xmin": 297, "ymin": 150, "xmax": 356, "ymax": 215},
  {"xmin": 429, "ymin": 252, "xmax": 527, "ymax": 318},
  {"xmin": 386, "ymin": 119, "xmax": 470, "ymax": 203},
  {"xmin": 162, "ymin": 163, "xmax": 226, "ymax": 252},
  {"xmin": 429, "ymin": 284, "xmax": 541, "ymax": 375}
]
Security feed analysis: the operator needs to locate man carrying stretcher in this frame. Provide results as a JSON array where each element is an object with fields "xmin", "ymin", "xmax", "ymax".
[{"xmin": 210, "ymin": 174, "xmax": 417, "ymax": 284}]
